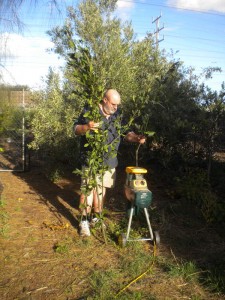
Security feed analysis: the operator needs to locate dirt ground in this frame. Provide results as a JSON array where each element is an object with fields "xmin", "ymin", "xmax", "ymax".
[{"xmin": 0, "ymin": 155, "xmax": 225, "ymax": 300}]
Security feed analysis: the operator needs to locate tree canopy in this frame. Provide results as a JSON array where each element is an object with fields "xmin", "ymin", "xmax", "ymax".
[{"xmin": 27, "ymin": 0, "xmax": 225, "ymax": 170}]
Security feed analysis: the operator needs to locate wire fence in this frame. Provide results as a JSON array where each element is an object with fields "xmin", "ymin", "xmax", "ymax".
[
  {"xmin": 0, "ymin": 90, "xmax": 29, "ymax": 172},
  {"xmin": 0, "ymin": 131, "xmax": 26, "ymax": 172}
]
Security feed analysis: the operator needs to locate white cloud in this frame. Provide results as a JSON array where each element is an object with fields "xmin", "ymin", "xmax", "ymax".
[
  {"xmin": 117, "ymin": 0, "xmax": 135, "ymax": 9},
  {"xmin": 1, "ymin": 33, "xmax": 64, "ymax": 88},
  {"xmin": 164, "ymin": 26, "xmax": 179, "ymax": 32},
  {"xmin": 167, "ymin": 0, "xmax": 225, "ymax": 13},
  {"xmin": 116, "ymin": 0, "xmax": 135, "ymax": 20}
]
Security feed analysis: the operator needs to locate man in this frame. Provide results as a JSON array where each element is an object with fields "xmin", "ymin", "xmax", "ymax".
[{"xmin": 74, "ymin": 89, "xmax": 145, "ymax": 236}]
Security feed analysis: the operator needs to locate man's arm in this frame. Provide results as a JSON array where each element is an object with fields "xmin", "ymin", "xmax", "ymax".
[{"xmin": 74, "ymin": 121, "xmax": 101, "ymax": 136}]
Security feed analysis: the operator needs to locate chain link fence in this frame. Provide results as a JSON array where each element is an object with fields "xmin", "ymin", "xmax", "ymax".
[{"xmin": 0, "ymin": 90, "xmax": 30, "ymax": 172}]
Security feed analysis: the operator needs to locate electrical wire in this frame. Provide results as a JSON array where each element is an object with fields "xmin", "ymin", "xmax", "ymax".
[{"xmin": 117, "ymin": 0, "xmax": 225, "ymax": 17}]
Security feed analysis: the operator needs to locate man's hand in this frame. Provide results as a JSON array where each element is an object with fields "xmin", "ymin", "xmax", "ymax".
[
  {"xmin": 137, "ymin": 134, "xmax": 146, "ymax": 144},
  {"xmin": 88, "ymin": 121, "xmax": 101, "ymax": 131},
  {"xmin": 74, "ymin": 121, "xmax": 101, "ymax": 135},
  {"xmin": 125, "ymin": 132, "xmax": 146, "ymax": 144}
]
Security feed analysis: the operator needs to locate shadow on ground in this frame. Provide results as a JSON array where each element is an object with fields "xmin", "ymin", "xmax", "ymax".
[
  {"xmin": 11, "ymin": 155, "xmax": 225, "ymax": 295},
  {"xmin": 14, "ymin": 165, "xmax": 81, "ymax": 231}
]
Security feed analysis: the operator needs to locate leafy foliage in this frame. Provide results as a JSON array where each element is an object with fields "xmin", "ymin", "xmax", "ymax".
[
  {"xmin": 176, "ymin": 168, "xmax": 224, "ymax": 223},
  {"xmin": 28, "ymin": 68, "xmax": 80, "ymax": 167},
  {"xmin": 27, "ymin": 0, "xmax": 225, "ymax": 227}
]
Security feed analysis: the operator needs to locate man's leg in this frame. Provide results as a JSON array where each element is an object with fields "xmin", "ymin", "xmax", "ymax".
[
  {"xmin": 91, "ymin": 169, "xmax": 116, "ymax": 225},
  {"xmin": 93, "ymin": 186, "xmax": 106, "ymax": 214},
  {"xmin": 79, "ymin": 192, "xmax": 93, "ymax": 237},
  {"xmin": 79, "ymin": 192, "xmax": 94, "ymax": 216}
]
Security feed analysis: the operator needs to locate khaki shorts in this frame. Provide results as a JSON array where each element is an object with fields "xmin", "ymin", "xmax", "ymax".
[{"xmin": 81, "ymin": 167, "xmax": 116, "ymax": 189}]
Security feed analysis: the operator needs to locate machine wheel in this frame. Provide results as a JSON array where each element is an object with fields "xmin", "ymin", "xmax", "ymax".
[
  {"xmin": 153, "ymin": 231, "xmax": 160, "ymax": 246},
  {"xmin": 118, "ymin": 233, "xmax": 127, "ymax": 248}
]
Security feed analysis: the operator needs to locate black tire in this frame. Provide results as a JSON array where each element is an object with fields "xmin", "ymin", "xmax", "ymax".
[
  {"xmin": 154, "ymin": 231, "xmax": 160, "ymax": 246},
  {"xmin": 118, "ymin": 233, "xmax": 127, "ymax": 248}
]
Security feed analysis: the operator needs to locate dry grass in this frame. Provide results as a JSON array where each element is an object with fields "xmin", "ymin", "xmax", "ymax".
[{"xmin": 0, "ymin": 161, "xmax": 225, "ymax": 300}]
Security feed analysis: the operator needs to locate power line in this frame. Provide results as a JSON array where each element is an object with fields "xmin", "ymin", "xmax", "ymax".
[
  {"xmin": 164, "ymin": 33, "xmax": 225, "ymax": 44},
  {"xmin": 118, "ymin": 0, "xmax": 225, "ymax": 17}
]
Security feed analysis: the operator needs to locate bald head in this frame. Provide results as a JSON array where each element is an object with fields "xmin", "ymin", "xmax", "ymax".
[
  {"xmin": 101, "ymin": 89, "xmax": 121, "ymax": 116},
  {"xmin": 103, "ymin": 89, "xmax": 121, "ymax": 103}
]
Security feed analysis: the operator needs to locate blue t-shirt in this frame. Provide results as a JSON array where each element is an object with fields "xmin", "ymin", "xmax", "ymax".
[{"xmin": 74, "ymin": 105, "xmax": 122, "ymax": 168}]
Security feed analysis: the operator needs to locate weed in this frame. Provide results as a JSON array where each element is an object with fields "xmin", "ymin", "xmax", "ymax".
[
  {"xmin": 0, "ymin": 197, "xmax": 9, "ymax": 237},
  {"xmin": 0, "ymin": 199, "xmax": 6, "ymax": 207},
  {"xmin": 115, "ymin": 291, "xmax": 150, "ymax": 300},
  {"xmin": 27, "ymin": 236, "xmax": 37, "ymax": 243},
  {"xmin": 176, "ymin": 168, "xmax": 222, "ymax": 223},
  {"xmin": 158, "ymin": 256, "xmax": 199, "ymax": 283},
  {"xmin": 0, "ymin": 209, "xmax": 9, "ymax": 222},
  {"xmin": 48, "ymin": 169, "xmax": 63, "ymax": 183},
  {"xmin": 3, "ymin": 255, "xmax": 11, "ymax": 262},
  {"xmin": 14, "ymin": 206, "xmax": 22, "ymax": 212},
  {"xmin": 53, "ymin": 241, "xmax": 69, "ymax": 254},
  {"xmin": 88, "ymin": 269, "xmax": 120, "ymax": 299},
  {"xmin": 88, "ymin": 268, "xmax": 151, "ymax": 300},
  {"xmin": 202, "ymin": 263, "xmax": 225, "ymax": 294},
  {"xmin": 0, "ymin": 224, "xmax": 10, "ymax": 237},
  {"xmin": 190, "ymin": 296, "xmax": 203, "ymax": 300},
  {"xmin": 75, "ymin": 236, "xmax": 95, "ymax": 248},
  {"xmin": 106, "ymin": 217, "xmax": 127, "ymax": 243},
  {"xmin": 171, "ymin": 261, "xmax": 198, "ymax": 282},
  {"xmin": 84, "ymin": 235, "xmax": 156, "ymax": 300},
  {"xmin": 120, "ymin": 242, "xmax": 154, "ymax": 277}
]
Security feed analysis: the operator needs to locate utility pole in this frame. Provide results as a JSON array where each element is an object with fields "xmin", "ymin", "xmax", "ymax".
[{"xmin": 152, "ymin": 12, "xmax": 164, "ymax": 50}]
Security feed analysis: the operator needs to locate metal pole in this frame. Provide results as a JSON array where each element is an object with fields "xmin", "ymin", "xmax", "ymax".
[
  {"xmin": 22, "ymin": 88, "xmax": 25, "ymax": 172},
  {"xmin": 144, "ymin": 208, "xmax": 154, "ymax": 240},
  {"xmin": 126, "ymin": 206, "xmax": 134, "ymax": 241}
]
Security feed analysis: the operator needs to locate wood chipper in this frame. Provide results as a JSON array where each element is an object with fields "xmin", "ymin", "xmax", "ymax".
[{"xmin": 118, "ymin": 166, "xmax": 160, "ymax": 247}]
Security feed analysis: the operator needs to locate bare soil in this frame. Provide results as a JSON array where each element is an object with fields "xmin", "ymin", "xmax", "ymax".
[{"xmin": 0, "ymin": 155, "xmax": 225, "ymax": 300}]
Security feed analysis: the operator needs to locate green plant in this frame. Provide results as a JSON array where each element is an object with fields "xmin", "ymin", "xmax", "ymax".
[
  {"xmin": 88, "ymin": 266, "xmax": 153, "ymax": 300},
  {"xmin": 106, "ymin": 218, "xmax": 127, "ymax": 241},
  {"xmin": 120, "ymin": 242, "xmax": 155, "ymax": 277},
  {"xmin": 165, "ymin": 259, "xmax": 199, "ymax": 283},
  {"xmin": 0, "ymin": 224, "xmax": 10, "ymax": 237},
  {"xmin": 88, "ymin": 269, "xmax": 120, "ymax": 300},
  {"xmin": 0, "ymin": 198, "xmax": 9, "ymax": 237},
  {"xmin": 157, "ymin": 253, "xmax": 201, "ymax": 282},
  {"xmin": 14, "ymin": 206, "xmax": 22, "ymax": 212},
  {"xmin": 201, "ymin": 256, "xmax": 225, "ymax": 294},
  {"xmin": 0, "ymin": 199, "xmax": 6, "ymax": 208},
  {"xmin": 204, "ymin": 273, "xmax": 225, "ymax": 294},
  {"xmin": 190, "ymin": 296, "xmax": 203, "ymax": 300},
  {"xmin": 69, "ymin": 43, "xmax": 137, "ymax": 245},
  {"xmin": 176, "ymin": 168, "xmax": 221, "ymax": 223},
  {"xmin": 53, "ymin": 242, "xmax": 69, "ymax": 254},
  {"xmin": 48, "ymin": 168, "xmax": 63, "ymax": 183}
]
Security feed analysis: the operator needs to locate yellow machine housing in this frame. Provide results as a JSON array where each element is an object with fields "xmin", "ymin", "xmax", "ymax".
[{"xmin": 124, "ymin": 166, "xmax": 152, "ymax": 209}]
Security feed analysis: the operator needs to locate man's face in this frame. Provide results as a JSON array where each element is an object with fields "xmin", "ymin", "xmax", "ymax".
[{"xmin": 102, "ymin": 94, "xmax": 121, "ymax": 115}]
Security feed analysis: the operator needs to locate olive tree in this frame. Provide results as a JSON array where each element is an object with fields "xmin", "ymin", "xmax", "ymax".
[
  {"xmin": 196, "ymin": 84, "xmax": 225, "ymax": 177},
  {"xmin": 28, "ymin": 68, "xmax": 79, "ymax": 168}
]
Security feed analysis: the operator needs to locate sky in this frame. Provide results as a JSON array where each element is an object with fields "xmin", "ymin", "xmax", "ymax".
[{"xmin": 1, "ymin": 0, "xmax": 225, "ymax": 91}]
